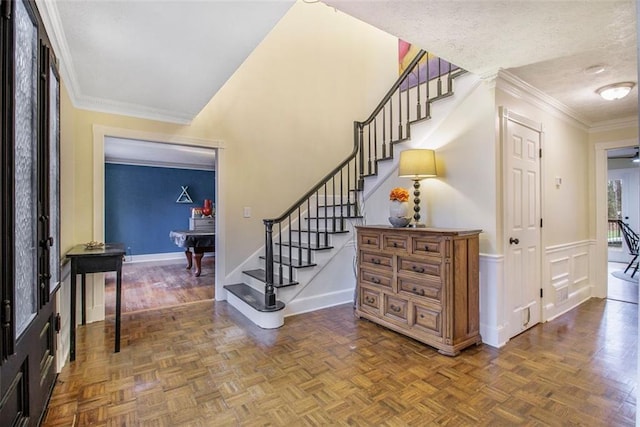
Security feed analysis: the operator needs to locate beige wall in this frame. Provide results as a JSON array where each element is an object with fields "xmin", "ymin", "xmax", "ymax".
[{"xmin": 59, "ymin": 2, "xmax": 398, "ymax": 275}]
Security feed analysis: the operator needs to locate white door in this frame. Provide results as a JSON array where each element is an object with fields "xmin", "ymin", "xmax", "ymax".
[
  {"xmin": 607, "ymin": 167, "xmax": 640, "ymax": 263},
  {"xmin": 502, "ymin": 108, "xmax": 542, "ymax": 339}
]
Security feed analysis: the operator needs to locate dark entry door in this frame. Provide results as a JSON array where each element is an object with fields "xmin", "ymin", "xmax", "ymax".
[{"xmin": 0, "ymin": 0, "xmax": 60, "ymax": 425}]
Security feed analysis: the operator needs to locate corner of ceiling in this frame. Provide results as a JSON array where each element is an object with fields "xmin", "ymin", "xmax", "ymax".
[
  {"xmin": 35, "ymin": 0, "xmax": 195, "ymax": 125},
  {"xmin": 496, "ymin": 70, "xmax": 593, "ymax": 131},
  {"xmin": 36, "ymin": 0, "xmax": 82, "ymax": 107}
]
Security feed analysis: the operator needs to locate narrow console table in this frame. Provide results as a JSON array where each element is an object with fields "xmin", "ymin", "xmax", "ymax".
[
  {"xmin": 169, "ymin": 230, "xmax": 215, "ymax": 277},
  {"xmin": 355, "ymin": 226, "xmax": 482, "ymax": 356},
  {"xmin": 66, "ymin": 243, "xmax": 126, "ymax": 361}
]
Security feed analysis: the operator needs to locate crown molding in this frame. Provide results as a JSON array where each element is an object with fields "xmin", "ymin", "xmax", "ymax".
[
  {"xmin": 35, "ymin": 0, "xmax": 195, "ymax": 125},
  {"xmin": 588, "ymin": 116, "xmax": 638, "ymax": 134},
  {"xmin": 75, "ymin": 94, "xmax": 194, "ymax": 125},
  {"xmin": 496, "ymin": 70, "xmax": 592, "ymax": 131}
]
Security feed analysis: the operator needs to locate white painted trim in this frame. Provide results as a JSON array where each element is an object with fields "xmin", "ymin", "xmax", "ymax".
[
  {"xmin": 545, "ymin": 240, "xmax": 593, "ymax": 254},
  {"xmin": 543, "ymin": 240, "xmax": 593, "ymax": 322},
  {"xmin": 594, "ymin": 138, "xmax": 638, "ymax": 298},
  {"xmin": 36, "ymin": 1, "xmax": 198, "ymax": 125},
  {"xmin": 499, "ymin": 107, "xmax": 544, "ymax": 342},
  {"xmin": 478, "ymin": 253, "xmax": 505, "ymax": 348},
  {"xmin": 284, "ymin": 288, "xmax": 354, "ymax": 317},
  {"xmin": 226, "ymin": 293, "xmax": 284, "ymax": 329},
  {"xmin": 92, "ymin": 125, "xmax": 227, "ymax": 314},
  {"xmin": 123, "ymin": 252, "xmax": 186, "ymax": 264},
  {"xmin": 589, "ymin": 116, "xmax": 639, "ymax": 134},
  {"xmin": 497, "ymin": 70, "xmax": 590, "ymax": 130},
  {"xmin": 105, "ymin": 158, "xmax": 216, "ymax": 172}
]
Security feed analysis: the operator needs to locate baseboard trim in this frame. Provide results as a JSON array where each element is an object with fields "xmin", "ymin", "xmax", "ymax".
[{"xmin": 124, "ymin": 252, "xmax": 189, "ymax": 263}]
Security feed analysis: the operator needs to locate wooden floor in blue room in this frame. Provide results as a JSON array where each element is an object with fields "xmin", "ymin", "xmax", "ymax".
[{"xmin": 40, "ymin": 259, "xmax": 636, "ymax": 426}]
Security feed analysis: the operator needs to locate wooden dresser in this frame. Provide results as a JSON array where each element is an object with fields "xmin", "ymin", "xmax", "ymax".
[{"xmin": 355, "ymin": 225, "xmax": 482, "ymax": 356}]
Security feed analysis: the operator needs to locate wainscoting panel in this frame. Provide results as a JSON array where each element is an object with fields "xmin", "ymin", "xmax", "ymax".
[
  {"xmin": 479, "ymin": 254, "xmax": 505, "ymax": 348},
  {"xmin": 56, "ymin": 261, "xmax": 71, "ymax": 372},
  {"xmin": 544, "ymin": 241, "xmax": 593, "ymax": 321}
]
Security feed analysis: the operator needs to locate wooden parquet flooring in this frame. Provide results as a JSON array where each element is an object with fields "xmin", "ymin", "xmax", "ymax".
[
  {"xmin": 104, "ymin": 258, "xmax": 215, "ymax": 315},
  {"xmin": 42, "ymin": 297, "xmax": 636, "ymax": 426}
]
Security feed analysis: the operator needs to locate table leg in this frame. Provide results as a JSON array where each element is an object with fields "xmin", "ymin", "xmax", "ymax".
[
  {"xmin": 70, "ymin": 263, "xmax": 77, "ymax": 362},
  {"xmin": 115, "ymin": 264, "xmax": 122, "ymax": 353},
  {"xmin": 81, "ymin": 273, "xmax": 87, "ymax": 325},
  {"xmin": 194, "ymin": 251, "xmax": 204, "ymax": 277},
  {"xmin": 185, "ymin": 250, "xmax": 193, "ymax": 270}
]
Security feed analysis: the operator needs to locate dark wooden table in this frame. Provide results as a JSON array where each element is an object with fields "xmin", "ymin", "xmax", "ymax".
[
  {"xmin": 169, "ymin": 230, "xmax": 215, "ymax": 277},
  {"xmin": 66, "ymin": 243, "xmax": 126, "ymax": 361}
]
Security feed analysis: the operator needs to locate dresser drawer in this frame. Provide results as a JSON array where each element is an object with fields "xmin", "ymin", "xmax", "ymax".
[
  {"xmin": 383, "ymin": 234, "xmax": 408, "ymax": 253},
  {"xmin": 384, "ymin": 295, "xmax": 408, "ymax": 324},
  {"xmin": 360, "ymin": 286, "xmax": 381, "ymax": 314},
  {"xmin": 412, "ymin": 303, "xmax": 442, "ymax": 338},
  {"xmin": 360, "ymin": 251, "xmax": 393, "ymax": 271},
  {"xmin": 397, "ymin": 256, "xmax": 441, "ymax": 278},
  {"xmin": 359, "ymin": 232, "xmax": 381, "ymax": 250},
  {"xmin": 360, "ymin": 268, "xmax": 392, "ymax": 289},
  {"xmin": 398, "ymin": 276, "xmax": 442, "ymax": 303},
  {"xmin": 411, "ymin": 236, "xmax": 444, "ymax": 257}
]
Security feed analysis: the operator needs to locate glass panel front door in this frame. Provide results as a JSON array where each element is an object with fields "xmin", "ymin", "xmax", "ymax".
[{"xmin": 13, "ymin": 0, "xmax": 38, "ymax": 337}]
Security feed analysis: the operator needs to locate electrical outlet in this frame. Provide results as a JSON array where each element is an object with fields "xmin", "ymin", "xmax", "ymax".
[{"xmin": 243, "ymin": 207, "xmax": 251, "ymax": 218}]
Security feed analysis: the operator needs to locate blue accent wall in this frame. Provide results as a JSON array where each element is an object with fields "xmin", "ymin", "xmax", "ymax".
[{"xmin": 105, "ymin": 163, "xmax": 215, "ymax": 255}]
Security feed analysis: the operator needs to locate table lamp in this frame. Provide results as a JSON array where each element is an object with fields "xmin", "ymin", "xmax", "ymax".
[{"xmin": 398, "ymin": 149, "xmax": 437, "ymax": 227}]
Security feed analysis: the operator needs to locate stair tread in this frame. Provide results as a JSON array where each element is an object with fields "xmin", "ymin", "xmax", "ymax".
[
  {"xmin": 275, "ymin": 241, "xmax": 333, "ymax": 251},
  {"xmin": 243, "ymin": 269, "xmax": 298, "ymax": 288},
  {"xmin": 224, "ymin": 283, "xmax": 285, "ymax": 312},
  {"xmin": 259, "ymin": 254, "xmax": 317, "ymax": 268}
]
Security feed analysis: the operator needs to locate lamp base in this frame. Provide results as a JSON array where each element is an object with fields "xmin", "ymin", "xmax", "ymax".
[{"xmin": 408, "ymin": 223, "xmax": 426, "ymax": 228}]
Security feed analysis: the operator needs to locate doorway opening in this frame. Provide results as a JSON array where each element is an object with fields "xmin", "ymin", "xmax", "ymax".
[
  {"xmin": 104, "ymin": 136, "xmax": 217, "ymax": 314},
  {"xmin": 605, "ymin": 145, "xmax": 639, "ymax": 304},
  {"xmin": 91, "ymin": 125, "xmax": 225, "ymax": 323}
]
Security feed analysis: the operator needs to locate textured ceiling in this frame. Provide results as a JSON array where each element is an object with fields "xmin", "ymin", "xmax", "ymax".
[
  {"xmin": 38, "ymin": 0, "xmax": 637, "ymax": 133},
  {"xmin": 38, "ymin": 0, "xmax": 295, "ymax": 124},
  {"xmin": 324, "ymin": 0, "xmax": 637, "ymax": 125}
]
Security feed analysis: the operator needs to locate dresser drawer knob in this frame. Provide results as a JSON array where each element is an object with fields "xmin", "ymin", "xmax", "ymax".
[
  {"xmin": 373, "ymin": 258, "xmax": 381, "ymax": 265},
  {"xmin": 412, "ymin": 287, "xmax": 426, "ymax": 296},
  {"xmin": 393, "ymin": 242, "xmax": 398, "ymax": 247},
  {"xmin": 390, "ymin": 304, "xmax": 402, "ymax": 313},
  {"xmin": 365, "ymin": 296, "xmax": 375, "ymax": 304},
  {"xmin": 412, "ymin": 265, "xmax": 425, "ymax": 273},
  {"xmin": 367, "ymin": 239, "xmax": 371, "ymax": 244},
  {"xmin": 372, "ymin": 277, "xmax": 380, "ymax": 284}
]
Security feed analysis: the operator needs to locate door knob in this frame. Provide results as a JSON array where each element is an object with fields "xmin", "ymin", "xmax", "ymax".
[{"xmin": 509, "ymin": 237, "xmax": 519, "ymax": 245}]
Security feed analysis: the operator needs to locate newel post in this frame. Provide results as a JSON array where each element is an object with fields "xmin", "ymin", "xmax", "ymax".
[{"xmin": 263, "ymin": 219, "xmax": 276, "ymax": 307}]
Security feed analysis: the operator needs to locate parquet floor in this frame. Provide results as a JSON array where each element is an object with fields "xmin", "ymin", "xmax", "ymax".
[
  {"xmin": 41, "ymin": 294, "xmax": 636, "ymax": 426},
  {"xmin": 608, "ymin": 261, "xmax": 639, "ymax": 304},
  {"xmin": 104, "ymin": 257, "xmax": 215, "ymax": 315}
]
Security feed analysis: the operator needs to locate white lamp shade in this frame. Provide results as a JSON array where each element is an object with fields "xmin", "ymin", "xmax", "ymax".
[{"xmin": 398, "ymin": 149, "xmax": 437, "ymax": 179}]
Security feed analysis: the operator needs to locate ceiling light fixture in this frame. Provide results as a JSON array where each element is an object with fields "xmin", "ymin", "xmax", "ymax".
[
  {"xmin": 584, "ymin": 64, "xmax": 606, "ymax": 75},
  {"xmin": 596, "ymin": 82, "xmax": 635, "ymax": 101}
]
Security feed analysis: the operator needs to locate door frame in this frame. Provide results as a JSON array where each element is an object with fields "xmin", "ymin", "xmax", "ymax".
[
  {"xmin": 594, "ymin": 138, "xmax": 638, "ymax": 298},
  {"xmin": 91, "ymin": 125, "xmax": 226, "ymax": 322},
  {"xmin": 500, "ymin": 107, "xmax": 544, "ymax": 337}
]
